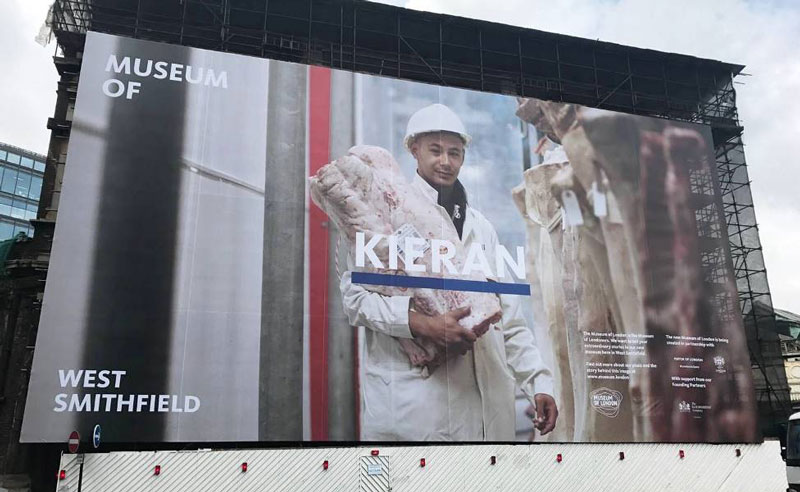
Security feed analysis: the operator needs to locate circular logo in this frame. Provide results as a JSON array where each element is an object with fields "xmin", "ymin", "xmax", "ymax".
[{"xmin": 590, "ymin": 388, "xmax": 623, "ymax": 418}]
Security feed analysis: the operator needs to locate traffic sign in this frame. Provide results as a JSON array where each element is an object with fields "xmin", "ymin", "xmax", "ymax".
[
  {"xmin": 68, "ymin": 431, "xmax": 80, "ymax": 454},
  {"xmin": 92, "ymin": 425, "xmax": 101, "ymax": 449}
]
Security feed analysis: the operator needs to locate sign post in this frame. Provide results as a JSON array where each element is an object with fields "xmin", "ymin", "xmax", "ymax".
[{"xmin": 67, "ymin": 431, "xmax": 84, "ymax": 492}]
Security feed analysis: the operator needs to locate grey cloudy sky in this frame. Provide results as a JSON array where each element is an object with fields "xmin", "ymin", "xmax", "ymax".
[{"xmin": 1, "ymin": 0, "xmax": 798, "ymax": 313}]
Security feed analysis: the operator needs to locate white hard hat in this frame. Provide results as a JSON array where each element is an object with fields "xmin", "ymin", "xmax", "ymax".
[{"xmin": 403, "ymin": 103, "xmax": 472, "ymax": 151}]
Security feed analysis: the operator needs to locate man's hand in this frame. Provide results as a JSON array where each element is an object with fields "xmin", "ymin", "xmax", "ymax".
[
  {"xmin": 528, "ymin": 394, "xmax": 558, "ymax": 436},
  {"xmin": 409, "ymin": 306, "xmax": 476, "ymax": 355}
]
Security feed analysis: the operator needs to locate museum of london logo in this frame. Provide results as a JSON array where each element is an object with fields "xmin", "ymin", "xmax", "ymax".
[{"xmin": 590, "ymin": 388, "xmax": 623, "ymax": 418}]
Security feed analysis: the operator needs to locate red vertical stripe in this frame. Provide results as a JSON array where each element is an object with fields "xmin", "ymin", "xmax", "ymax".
[
  {"xmin": 308, "ymin": 66, "xmax": 331, "ymax": 441},
  {"xmin": 354, "ymin": 327, "xmax": 361, "ymax": 439}
]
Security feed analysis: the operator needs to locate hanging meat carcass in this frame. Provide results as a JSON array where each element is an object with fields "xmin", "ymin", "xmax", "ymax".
[
  {"xmin": 512, "ymin": 161, "xmax": 575, "ymax": 442},
  {"xmin": 536, "ymin": 101, "xmax": 655, "ymax": 440},
  {"xmin": 551, "ymin": 164, "xmax": 635, "ymax": 442}
]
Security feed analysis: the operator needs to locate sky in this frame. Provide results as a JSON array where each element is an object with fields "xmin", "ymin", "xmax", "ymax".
[{"xmin": 1, "ymin": 0, "xmax": 799, "ymax": 313}]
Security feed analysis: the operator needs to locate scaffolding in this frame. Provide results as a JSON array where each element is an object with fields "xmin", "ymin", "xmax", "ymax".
[{"xmin": 48, "ymin": 0, "xmax": 791, "ymax": 435}]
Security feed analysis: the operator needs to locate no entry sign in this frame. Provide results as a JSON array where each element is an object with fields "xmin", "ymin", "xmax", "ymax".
[{"xmin": 68, "ymin": 431, "xmax": 80, "ymax": 454}]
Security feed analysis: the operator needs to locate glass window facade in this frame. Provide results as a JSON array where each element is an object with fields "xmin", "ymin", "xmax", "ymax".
[
  {"xmin": 0, "ymin": 196, "xmax": 11, "ymax": 216},
  {"xmin": 0, "ymin": 221, "xmax": 13, "ymax": 239},
  {"xmin": 30, "ymin": 176, "xmax": 43, "ymax": 201},
  {"xmin": 1, "ymin": 168, "xmax": 18, "ymax": 194},
  {"xmin": 0, "ymin": 145, "xmax": 45, "ymax": 241},
  {"xmin": 15, "ymin": 172, "xmax": 32, "ymax": 197},
  {"xmin": 26, "ymin": 202, "xmax": 37, "ymax": 220},
  {"xmin": 0, "ymin": 219, "xmax": 32, "ymax": 240},
  {"xmin": 0, "ymin": 166, "xmax": 44, "ymax": 201},
  {"xmin": 10, "ymin": 200, "xmax": 26, "ymax": 220}
]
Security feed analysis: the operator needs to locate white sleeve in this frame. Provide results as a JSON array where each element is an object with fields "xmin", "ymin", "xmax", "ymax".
[
  {"xmin": 479, "ymin": 216, "xmax": 554, "ymax": 399},
  {"xmin": 501, "ymin": 293, "xmax": 555, "ymax": 399},
  {"xmin": 339, "ymin": 271, "xmax": 414, "ymax": 339}
]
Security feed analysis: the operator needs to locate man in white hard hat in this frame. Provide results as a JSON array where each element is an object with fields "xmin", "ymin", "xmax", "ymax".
[{"xmin": 340, "ymin": 103, "xmax": 557, "ymax": 441}]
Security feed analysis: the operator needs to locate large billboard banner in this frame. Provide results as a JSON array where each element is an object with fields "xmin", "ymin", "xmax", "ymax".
[{"xmin": 22, "ymin": 32, "xmax": 758, "ymax": 443}]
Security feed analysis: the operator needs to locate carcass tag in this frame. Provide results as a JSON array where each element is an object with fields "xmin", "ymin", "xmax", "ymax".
[
  {"xmin": 606, "ymin": 189, "xmax": 624, "ymax": 224},
  {"xmin": 394, "ymin": 223, "xmax": 429, "ymax": 261},
  {"xmin": 592, "ymin": 181, "xmax": 608, "ymax": 218},
  {"xmin": 560, "ymin": 190, "xmax": 584, "ymax": 227}
]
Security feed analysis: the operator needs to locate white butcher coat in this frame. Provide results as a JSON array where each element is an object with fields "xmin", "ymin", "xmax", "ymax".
[{"xmin": 340, "ymin": 173, "xmax": 554, "ymax": 441}]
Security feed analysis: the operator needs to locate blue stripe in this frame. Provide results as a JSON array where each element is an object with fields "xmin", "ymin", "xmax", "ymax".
[{"xmin": 351, "ymin": 272, "xmax": 531, "ymax": 296}]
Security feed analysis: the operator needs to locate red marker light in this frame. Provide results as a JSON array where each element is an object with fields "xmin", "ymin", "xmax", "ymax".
[
  {"xmin": 323, "ymin": 460, "xmax": 329, "ymax": 470},
  {"xmin": 419, "ymin": 458, "xmax": 426, "ymax": 468},
  {"xmin": 154, "ymin": 465, "xmax": 161, "ymax": 476},
  {"xmin": 241, "ymin": 462, "xmax": 248, "ymax": 472},
  {"xmin": 490, "ymin": 456, "xmax": 496, "ymax": 465},
  {"xmin": 679, "ymin": 450, "xmax": 685, "ymax": 459},
  {"xmin": 371, "ymin": 449, "xmax": 379, "ymax": 456},
  {"xmin": 556, "ymin": 453, "xmax": 563, "ymax": 463},
  {"xmin": 58, "ymin": 470, "xmax": 66, "ymax": 481},
  {"xmin": 619, "ymin": 452, "xmax": 625, "ymax": 461}
]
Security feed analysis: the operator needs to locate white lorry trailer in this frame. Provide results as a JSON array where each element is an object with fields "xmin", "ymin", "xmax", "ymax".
[
  {"xmin": 54, "ymin": 441, "xmax": 787, "ymax": 491},
  {"xmin": 786, "ymin": 412, "xmax": 800, "ymax": 491}
]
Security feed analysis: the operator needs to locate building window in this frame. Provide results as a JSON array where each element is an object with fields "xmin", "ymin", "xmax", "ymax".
[
  {"xmin": 1, "ymin": 168, "xmax": 17, "ymax": 194},
  {"xmin": 34, "ymin": 160, "xmax": 45, "ymax": 173},
  {"xmin": 5, "ymin": 153, "xmax": 20, "ymax": 165},
  {"xmin": 0, "ymin": 196, "xmax": 11, "ymax": 216},
  {"xmin": 30, "ymin": 175, "xmax": 43, "ymax": 201},
  {"xmin": 25, "ymin": 202, "xmax": 37, "ymax": 220},
  {"xmin": 20, "ymin": 157, "xmax": 34, "ymax": 169},
  {"xmin": 0, "ymin": 221, "xmax": 14, "ymax": 240},
  {"xmin": 0, "ymin": 150, "xmax": 6, "ymax": 161},
  {"xmin": 10, "ymin": 199, "xmax": 26, "ymax": 220},
  {"xmin": 15, "ymin": 171, "xmax": 31, "ymax": 198},
  {"xmin": 11, "ymin": 223, "xmax": 29, "ymax": 238}
]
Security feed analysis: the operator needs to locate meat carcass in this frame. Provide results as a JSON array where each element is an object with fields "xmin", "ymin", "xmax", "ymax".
[
  {"xmin": 512, "ymin": 163, "xmax": 575, "ymax": 442},
  {"xmin": 580, "ymin": 114, "xmax": 757, "ymax": 442},
  {"xmin": 516, "ymin": 100, "xmax": 640, "ymax": 441},
  {"xmin": 309, "ymin": 145, "xmax": 502, "ymax": 371},
  {"xmin": 552, "ymin": 164, "xmax": 635, "ymax": 442}
]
